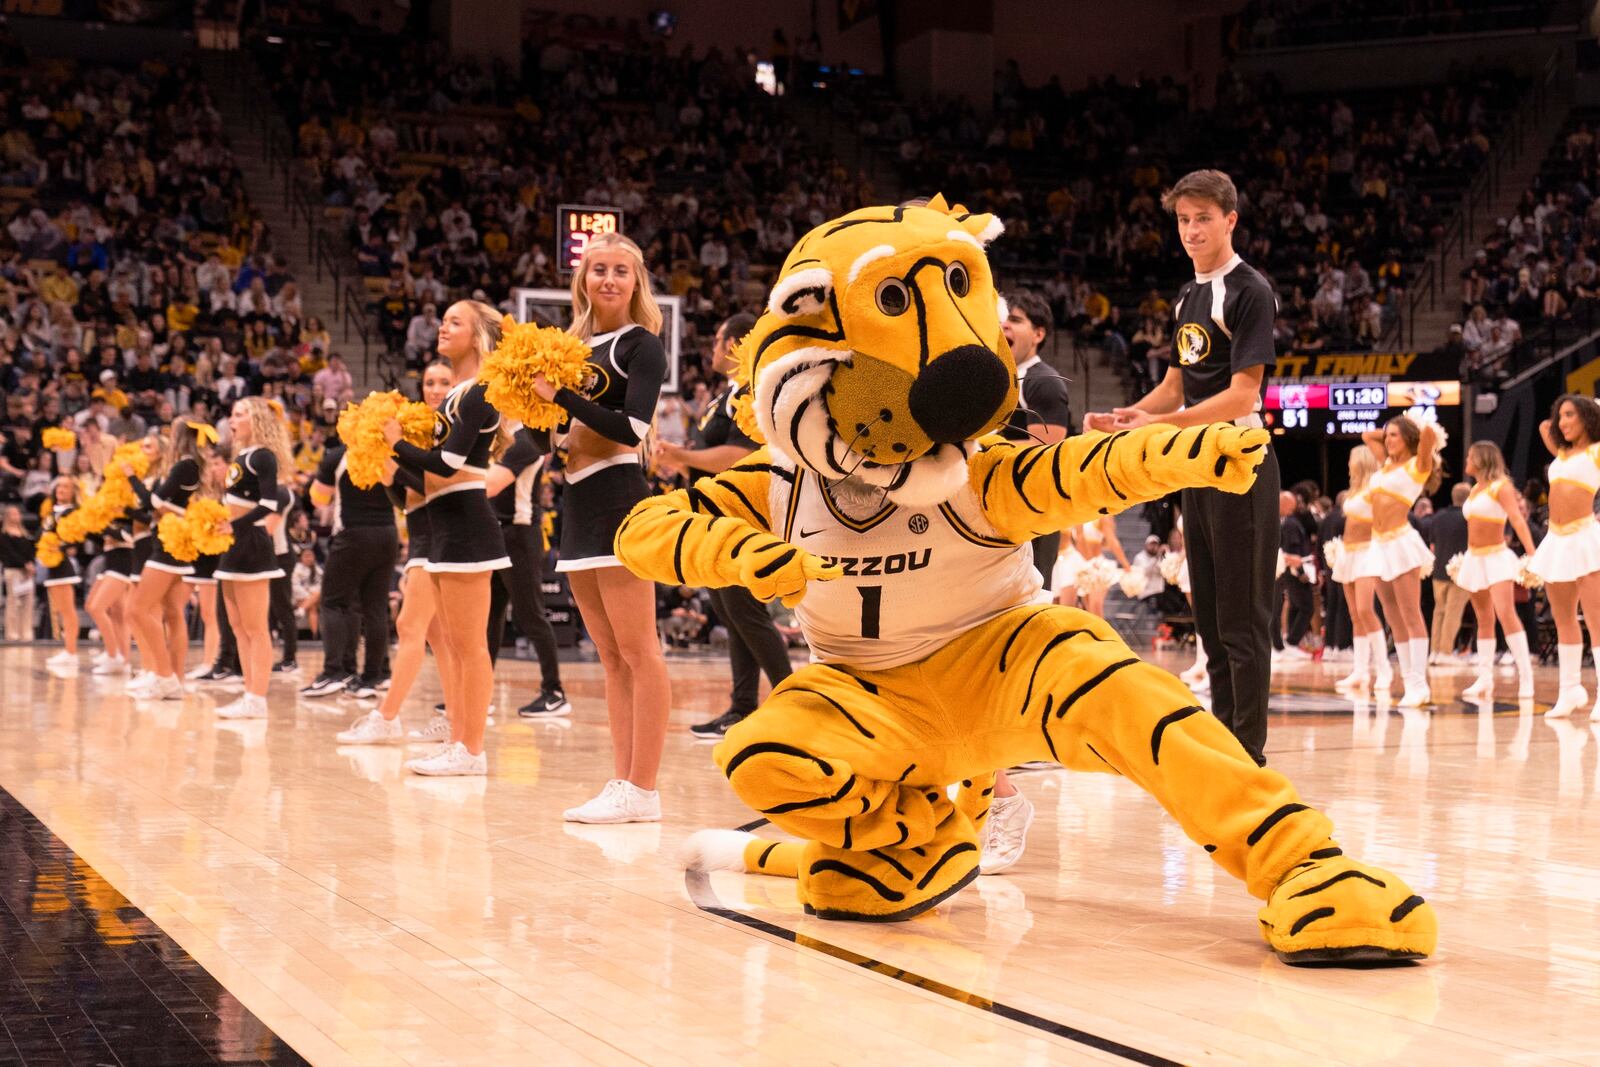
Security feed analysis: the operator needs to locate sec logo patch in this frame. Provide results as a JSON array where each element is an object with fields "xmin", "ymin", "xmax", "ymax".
[
  {"xmin": 1176, "ymin": 323, "xmax": 1211, "ymax": 365},
  {"xmin": 908, "ymin": 514, "xmax": 929, "ymax": 534},
  {"xmin": 432, "ymin": 412, "xmax": 448, "ymax": 445},
  {"xmin": 225, "ymin": 462, "xmax": 242, "ymax": 487}
]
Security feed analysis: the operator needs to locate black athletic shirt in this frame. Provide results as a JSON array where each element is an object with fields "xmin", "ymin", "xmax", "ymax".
[
  {"xmin": 555, "ymin": 324, "xmax": 666, "ymax": 446},
  {"xmin": 690, "ymin": 384, "xmax": 757, "ymax": 480},
  {"xmin": 225, "ymin": 446, "xmax": 281, "ymax": 526},
  {"xmin": 491, "ymin": 428, "xmax": 547, "ymax": 526},
  {"xmin": 0, "ymin": 532, "xmax": 32, "ymax": 568},
  {"xmin": 315, "ymin": 443, "xmax": 398, "ymax": 533},
  {"xmin": 394, "ymin": 377, "xmax": 501, "ymax": 476},
  {"xmin": 1169, "ymin": 254, "xmax": 1277, "ymax": 411},
  {"xmin": 152, "ymin": 457, "xmax": 201, "ymax": 512},
  {"xmin": 1002, "ymin": 357, "xmax": 1074, "ymax": 442}
]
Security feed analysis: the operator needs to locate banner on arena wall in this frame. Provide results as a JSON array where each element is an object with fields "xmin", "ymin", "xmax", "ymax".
[
  {"xmin": 1268, "ymin": 350, "xmax": 1457, "ymax": 382},
  {"xmin": 838, "ymin": 0, "xmax": 879, "ymax": 30}
]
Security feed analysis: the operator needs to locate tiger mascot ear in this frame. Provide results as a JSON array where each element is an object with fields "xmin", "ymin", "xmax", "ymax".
[
  {"xmin": 922, "ymin": 192, "xmax": 1005, "ymax": 247},
  {"xmin": 766, "ymin": 266, "xmax": 834, "ymax": 319}
]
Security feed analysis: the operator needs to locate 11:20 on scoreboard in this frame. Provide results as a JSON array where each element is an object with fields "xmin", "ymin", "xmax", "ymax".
[{"xmin": 557, "ymin": 204, "xmax": 624, "ymax": 275}]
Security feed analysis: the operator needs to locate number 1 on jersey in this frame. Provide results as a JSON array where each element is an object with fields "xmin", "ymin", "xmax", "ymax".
[{"xmin": 857, "ymin": 585, "xmax": 882, "ymax": 639}]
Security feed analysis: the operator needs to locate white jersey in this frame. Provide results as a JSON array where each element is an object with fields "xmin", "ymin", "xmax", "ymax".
[{"xmin": 770, "ymin": 463, "xmax": 1042, "ymax": 670}]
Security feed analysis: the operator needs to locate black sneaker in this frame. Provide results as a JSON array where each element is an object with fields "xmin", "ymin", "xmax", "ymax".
[
  {"xmin": 373, "ymin": 676, "xmax": 391, "ymax": 692},
  {"xmin": 273, "ymin": 660, "xmax": 300, "ymax": 674},
  {"xmin": 207, "ymin": 666, "xmax": 243, "ymax": 685},
  {"xmin": 300, "ymin": 673, "xmax": 352, "ymax": 699},
  {"xmin": 345, "ymin": 677, "xmax": 378, "ymax": 699},
  {"xmin": 518, "ymin": 688, "xmax": 572, "ymax": 718},
  {"xmin": 689, "ymin": 708, "xmax": 749, "ymax": 739}
]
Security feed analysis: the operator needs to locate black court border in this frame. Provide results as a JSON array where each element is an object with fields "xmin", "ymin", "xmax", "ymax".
[{"xmin": 685, "ymin": 818, "xmax": 1183, "ymax": 1067}]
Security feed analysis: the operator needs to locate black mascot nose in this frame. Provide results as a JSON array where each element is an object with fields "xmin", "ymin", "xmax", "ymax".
[{"xmin": 908, "ymin": 345, "xmax": 1011, "ymax": 445}]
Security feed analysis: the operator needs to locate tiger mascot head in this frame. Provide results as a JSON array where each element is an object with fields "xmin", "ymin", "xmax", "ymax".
[{"xmin": 732, "ymin": 195, "xmax": 1017, "ymax": 507}]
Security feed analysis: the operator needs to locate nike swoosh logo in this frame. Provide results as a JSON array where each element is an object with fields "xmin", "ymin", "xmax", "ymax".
[{"xmin": 797, "ymin": 529, "xmax": 825, "ymax": 538}]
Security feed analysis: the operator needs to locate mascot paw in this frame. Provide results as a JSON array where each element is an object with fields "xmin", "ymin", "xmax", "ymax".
[
  {"xmin": 1259, "ymin": 855, "xmax": 1437, "ymax": 965},
  {"xmin": 737, "ymin": 538, "xmax": 842, "ymax": 607},
  {"xmin": 1206, "ymin": 425, "xmax": 1272, "ymax": 494},
  {"xmin": 680, "ymin": 829, "xmax": 757, "ymax": 872},
  {"xmin": 800, "ymin": 838, "xmax": 980, "ymax": 922}
]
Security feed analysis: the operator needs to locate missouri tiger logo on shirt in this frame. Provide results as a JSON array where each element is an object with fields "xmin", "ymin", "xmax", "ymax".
[
  {"xmin": 1176, "ymin": 323, "xmax": 1211, "ymax": 365},
  {"xmin": 225, "ymin": 463, "xmax": 242, "ymax": 488},
  {"xmin": 580, "ymin": 363, "xmax": 612, "ymax": 401}
]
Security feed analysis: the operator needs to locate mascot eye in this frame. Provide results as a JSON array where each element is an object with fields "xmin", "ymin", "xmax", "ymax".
[
  {"xmin": 946, "ymin": 262, "xmax": 971, "ymax": 297},
  {"xmin": 875, "ymin": 277, "xmax": 910, "ymax": 317}
]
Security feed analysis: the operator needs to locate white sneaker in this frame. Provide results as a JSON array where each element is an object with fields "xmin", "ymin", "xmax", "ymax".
[
  {"xmin": 1399, "ymin": 681, "xmax": 1432, "ymax": 708},
  {"xmin": 148, "ymin": 674, "xmax": 184, "ymax": 701},
  {"xmin": 126, "ymin": 671, "xmax": 160, "ymax": 697},
  {"xmin": 92, "ymin": 655, "xmax": 129, "ymax": 676},
  {"xmin": 46, "ymin": 650, "xmax": 76, "ymax": 667},
  {"xmin": 1498, "ymin": 651, "xmax": 1515, "ymax": 667},
  {"xmin": 216, "ymin": 694, "xmax": 268, "ymax": 720},
  {"xmin": 407, "ymin": 741, "xmax": 486, "ymax": 776},
  {"xmin": 337, "ymin": 710, "xmax": 405, "ymax": 745},
  {"xmin": 1280, "ymin": 645, "xmax": 1311, "ymax": 661},
  {"xmin": 184, "ymin": 662, "xmax": 213, "ymax": 681},
  {"xmin": 564, "ymin": 779, "xmax": 662, "ymax": 823},
  {"xmin": 979, "ymin": 792, "xmax": 1035, "ymax": 875},
  {"xmin": 90, "ymin": 650, "xmax": 111, "ymax": 669},
  {"xmin": 1334, "ymin": 670, "xmax": 1370, "ymax": 693},
  {"xmin": 1462, "ymin": 675, "xmax": 1493, "ymax": 702},
  {"xmin": 1548, "ymin": 686, "xmax": 1589, "ymax": 719},
  {"xmin": 404, "ymin": 741, "xmax": 452, "ymax": 766},
  {"xmin": 407, "ymin": 715, "xmax": 451, "ymax": 743},
  {"xmin": 1179, "ymin": 663, "xmax": 1207, "ymax": 686}
]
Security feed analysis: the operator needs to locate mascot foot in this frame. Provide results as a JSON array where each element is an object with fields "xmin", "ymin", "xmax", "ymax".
[
  {"xmin": 799, "ymin": 836, "xmax": 980, "ymax": 922},
  {"xmin": 681, "ymin": 830, "xmax": 804, "ymax": 877},
  {"xmin": 1259, "ymin": 855, "xmax": 1437, "ymax": 965}
]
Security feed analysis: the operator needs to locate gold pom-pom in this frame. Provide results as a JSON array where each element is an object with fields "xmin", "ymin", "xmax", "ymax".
[
  {"xmin": 55, "ymin": 509, "xmax": 90, "ymax": 545},
  {"xmin": 337, "ymin": 392, "xmax": 436, "ymax": 489},
  {"xmin": 42, "ymin": 427, "xmax": 77, "ymax": 451},
  {"xmin": 479, "ymin": 315, "xmax": 593, "ymax": 431},
  {"xmin": 158, "ymin": 512, "xmax": 199, "ymax": 562},
  {"xmin": 185, "ymin": 498, "xmax": 235, "ymax": 556},
  {"xmin": 36, "ymin": 532, "xmax": 64, "ymax": 568},
  {"xmin": 111, "ymin": 441, "xmax": 152, "ymax": 479}
]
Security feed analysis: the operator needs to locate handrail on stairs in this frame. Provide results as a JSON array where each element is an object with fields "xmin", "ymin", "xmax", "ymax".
[{"xmin": 340, "ymin": 284, "xmax": 374, "ymax": 382}]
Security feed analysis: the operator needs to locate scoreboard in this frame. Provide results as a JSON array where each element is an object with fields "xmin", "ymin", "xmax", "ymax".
[
  {"xmin": 1262, "ymin": 380, "xmax": 1461, "ymax": 435},
  {"xmin": 556, "ymin": 204, "xmax": 624, "ymax": 275}
]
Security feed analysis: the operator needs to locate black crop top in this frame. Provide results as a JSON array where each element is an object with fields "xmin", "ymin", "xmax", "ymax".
[
  {"xmin": 152, "ymin": 457, "xmax": 201, "ymax": 513},
  {"xmin": 554, "ymin": 324, "xmax": 666, "ymax": 446},
  {"xmin": 224, "ymin": 446, "xmax": 281, "ymax": 527},
  {"xmin": 393, "ymin": 377, "xmax": 501, "ymax": 478}
]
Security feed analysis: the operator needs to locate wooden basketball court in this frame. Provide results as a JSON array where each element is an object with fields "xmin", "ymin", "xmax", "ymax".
[{"xmin": 0, "ymin": 644, "xmax": 1595, "ymax": 1065}]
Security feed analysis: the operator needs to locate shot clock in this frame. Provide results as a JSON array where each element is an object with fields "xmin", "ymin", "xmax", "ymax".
[{"xmin": 557, "ymin": 205, "xmax": 624, "ymax": 275}]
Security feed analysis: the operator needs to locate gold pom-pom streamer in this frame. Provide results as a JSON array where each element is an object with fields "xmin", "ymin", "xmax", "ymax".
[
  {"xmin": 110, "ymin": 441, "xmax": 152, "ymax": 480},
  {"xmin": 337, "ymin": 391, "xmax": 436, "ymax": 489},
  {"xmin": 36, "ymin": 532, "xmax": 64, "ymax": 569},
  {"xmin": 42, "ymin": 427, "xmax": 77, "ymax": 451},
  {"xmin": 1445, "ymin": 552, "xmax": 1465, "ymax": 584},
  {"xmin": 479, "ymin": 315, "xmax": 593, "ymax": 431},
  {"xmin": 187, "ymin": 499, "xmax": 234, "ymax": 556},
  {"xmin": 55, "ymin": 509, "xmax": 90, "ymax": 545},
  {"xmin": 157, "ymin": 512, "xmax": 199, "ymax": 562},
  {"xmin": 1518, "ymin": 556, "xmax": 1543, "ymax": 590}
]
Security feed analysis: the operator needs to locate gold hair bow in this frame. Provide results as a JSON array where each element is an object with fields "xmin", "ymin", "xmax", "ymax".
[
  {"xmin": 186, "ymin": 421, "xmax": 219, "ymax": 446},
  {"xmin": 266, "ymin": 398, "xmax": 286, "ymax": 418}
]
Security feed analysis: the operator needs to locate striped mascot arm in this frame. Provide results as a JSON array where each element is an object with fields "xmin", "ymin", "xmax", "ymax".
[
  {"xmin": 614, "ymin": 448, "xmax": 842, "ymax": 606},
  {"xmin": 968, "ymin": 422, "xmax": 1270, "ymax": 543}
]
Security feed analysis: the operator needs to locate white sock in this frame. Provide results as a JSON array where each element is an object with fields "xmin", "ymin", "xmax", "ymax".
[
  {"xmin": 1506, "ymin": 630, "xmax": 1532, "ymax": 678},
  {"xmin": 1394, "ymin": 640, "xmax": 1411, "ymax": 675},
  {"xmin": 1371, "ymin": 634, "xmax": 1391, "ymax": 676},
  {"xmin": 1349, "ymin": 634, "xmax": 1369, "ymax": 674},
  {"xmin": 1192, "ymin": 642, "xmax": 1208, "ymax": 672},
  {"xmin": 1476, "ymin": 638, "xmax": 1496, "ymax": 678},
  {"xmin": 1408, "ymin": 638, "xmax": 1430, "ymax": 679},
  {"xmin": 1558, "ymin": 643, "xmax": 1583, "ymax": 692}
]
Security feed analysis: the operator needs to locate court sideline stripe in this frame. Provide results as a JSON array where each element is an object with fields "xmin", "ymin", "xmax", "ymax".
[{"xmin": 683, "ymin": 819, "xmax": 1183, "ymax": 1067}]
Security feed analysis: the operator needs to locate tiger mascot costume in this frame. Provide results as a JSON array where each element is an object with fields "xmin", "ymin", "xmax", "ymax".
[{"xmin": 615, "ymin": 197, "xmax": 1436, "ymax": 964}]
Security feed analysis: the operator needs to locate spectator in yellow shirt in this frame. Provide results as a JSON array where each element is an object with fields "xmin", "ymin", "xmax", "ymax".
[{"xmin": 38, "ymin": 265, "xmax": 78, "ymax": 306}]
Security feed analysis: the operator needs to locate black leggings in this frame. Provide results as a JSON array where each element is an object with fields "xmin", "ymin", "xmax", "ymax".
[
  {"xmin": 270, "ymin": 551, "xmax": 297, "ymax": 661},
  {"xmin": 321, "ymin": 526, "xmax": 398, "ymax": 681},
  {"xmin": 707, "ymin": 584, "xmax": 793, "ymax": 713},
  {"xmin": 488, "ymin": 522, "xmax": 562, "ymax": 691}
]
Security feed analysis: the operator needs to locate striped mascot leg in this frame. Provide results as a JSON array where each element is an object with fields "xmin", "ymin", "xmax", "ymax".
[{"xmin": 698, "ymin": 604, "xmax": 1435, "ymax": 962}]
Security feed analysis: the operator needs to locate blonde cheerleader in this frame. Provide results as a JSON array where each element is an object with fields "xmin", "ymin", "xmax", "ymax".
[
  {"xmin": 1061, "ymin": 515, "xmax": 1128, "ymax": 619},
  {"xmin": 215, "ymin": 398, "xmax": 295, "ymax": 719},
  {"xmin": 1455, "ymin": 443, "xmax": 1538, "ymax": 701},
  {"xmin": 1530, "ymin": 395, "xmax": 1600, "ymax": 717},
  {"xmin": 1333, "ymin": 447, "xmax": 1389, "ymax": 696},
  {"xmin": 183, "ymin": 448, "xmax": 230, "ymax": 679},
  {"xmin": 1361, "ymin": 414, "xmax": 1443, "ymax": 707},
  {"xmin": 40, "ymin": 477, "xmax": 81, "ymax": 668}
]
